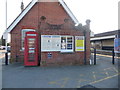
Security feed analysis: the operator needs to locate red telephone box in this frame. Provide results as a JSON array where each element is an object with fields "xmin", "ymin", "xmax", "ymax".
[{"xmin": 24, "ymin": 31, "xmax": 38, "ymax": 66}]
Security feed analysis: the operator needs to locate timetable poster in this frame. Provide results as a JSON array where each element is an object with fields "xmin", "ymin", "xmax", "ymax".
[
  {"xmin": 41, "ymin": 35, "xmax": 61, "ymax": 51},
  {"xmin": 41, "ymin": 35, "xmax": 52, "ymax": 51},
  {"xmin": 51, "ymin": 35, "xmax": 61, "ymax": 51},
  {"xmin": 75, "ymin": 36, "xmax": 84, "ymax": 51}
]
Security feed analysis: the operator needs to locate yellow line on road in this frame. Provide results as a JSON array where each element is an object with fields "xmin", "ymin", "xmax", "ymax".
[
  {"xmin": 105, "ymin": 72, "xmax": 109, "ymax": 76},
  {"xmin": 89, "ymin": 74, "xmax": 118, "ymax": 85},
  {"xmin": 104, "ymin": 67, "xmax": 113, "ymax": 71},
  {"xmin": 48, "ymin": 77, "xmax": 70, "ymax": 88},
  {"xmin": 48, "ymin": 81, "xmax": 57, "ymax": 84},
  {"xmin": 96, "ymin": 54, "xmax": 112, "ymax": 57},
  {"xmin": 96, "ymin": 54, "xmax": 120, "ymax": 59},
  {"xmin": 60, "ymin": 78, "xmax": 69, "ymax": 88},
  {"xmin": 92, "ymin": 72, "xmax": 97, "ymax": 80},
  {"xmin": 113, "ymin": 67, "xmax": 118, "ymax": 73}
]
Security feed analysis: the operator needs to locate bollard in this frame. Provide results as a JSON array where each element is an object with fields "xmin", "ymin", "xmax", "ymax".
[
  {"xmin": 94, "ymin": 48, "xmax": 96, "ymax": 65},
  {"xmin": 16, "ymin": 55, "xmax": 18, "ymax": 62},
  {"xmin": 5, "ymin": 52, "xmax": 8, "ymax": 65},
  {"xmin": 112, "ymin": 49, "xmax": 115, "ymax": 64}
]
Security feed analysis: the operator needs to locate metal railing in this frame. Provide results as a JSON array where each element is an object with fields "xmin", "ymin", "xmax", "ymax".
[{"xmin": 91, "ymin": 48, "xmax": 115, "ymax": 65}]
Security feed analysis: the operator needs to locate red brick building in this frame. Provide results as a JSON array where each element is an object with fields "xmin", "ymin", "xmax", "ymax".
[{"xmin": 6, "ymin": 0, "xmax": 91, "ymax": 66}]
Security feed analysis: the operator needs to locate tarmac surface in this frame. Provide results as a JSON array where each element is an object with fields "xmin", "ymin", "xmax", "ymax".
[{"xmin": 1, "ymin": 50, "xmax": 119, "ymax": 88}]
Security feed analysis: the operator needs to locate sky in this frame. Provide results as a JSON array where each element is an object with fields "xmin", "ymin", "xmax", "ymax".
[{"xmin": 0, "ymin": 0, "xmax": 119, "ymax": 38}]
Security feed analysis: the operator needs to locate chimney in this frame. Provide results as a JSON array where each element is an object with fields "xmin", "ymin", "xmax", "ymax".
[
  {"xmin": 21, "ymin": 1, "xmax": 24, "ymax": 12},
  {"xmin": 85, "ymin": 19, "xmax": 91, "ymax": 30}
]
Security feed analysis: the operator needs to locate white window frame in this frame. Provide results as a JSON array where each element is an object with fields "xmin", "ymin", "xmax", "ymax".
[
  {"xmin": 21, "ymin": 29, "xmax": 35, "ymax": 50},
  {"xmin": 61, "ymin": 36, "xmax": 74, "ymax": 52}
]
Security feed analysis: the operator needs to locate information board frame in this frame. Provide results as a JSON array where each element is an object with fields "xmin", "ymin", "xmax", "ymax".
[
  {"xmin": 41, "ymin": 35, "xmax": 61, "ymax": 52},
  {"xmin": 75, "ymin": 36, "xmax": 84, "ymax": 51},
  {"xmin": 114, "ymin": 38, "xmax": 120, "ymax": 53}
]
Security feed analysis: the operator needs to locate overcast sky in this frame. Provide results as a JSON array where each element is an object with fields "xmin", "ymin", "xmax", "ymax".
[{"xmin": 0, "ymin": 0, "xmax": 119, "ymax": 38}]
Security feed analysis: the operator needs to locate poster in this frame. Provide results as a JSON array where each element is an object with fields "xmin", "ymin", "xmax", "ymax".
[
  {"xmin": 51, "ymin": 35, "xmax": 61, "ymax": 50},
  {"xmin": 41, "ymin": 35, "xmax": 61, "ymax": 51},
  {"xmin": 114, "ymin": 38, "xmax": 120, "ymax": 53},
  {"xmin": 75, "ymin": 36, "xmax": 84, "ymax": 51}
]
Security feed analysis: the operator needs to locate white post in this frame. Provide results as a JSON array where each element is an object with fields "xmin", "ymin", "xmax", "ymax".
[
  {"xmin": 5, "ymin": 0, "xmax": 9, "ymax": 65},
  {"xmin": 5, "ymin": 0, "xmax": 8, "ymax": 52}
]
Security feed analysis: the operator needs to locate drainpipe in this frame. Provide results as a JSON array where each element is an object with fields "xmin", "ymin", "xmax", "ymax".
[{"xmin": 84, "ymin": 29, "xmax": 87, "ymax": 65}]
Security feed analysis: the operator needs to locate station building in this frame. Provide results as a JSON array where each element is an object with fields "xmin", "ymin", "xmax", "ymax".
[
  {"xmin": 90, "ymin": 30, "xmax": 119, "ymax": 50},
  {"xmin": 6, "ymin": 0, "xmax": 91, "ymax": 66}
]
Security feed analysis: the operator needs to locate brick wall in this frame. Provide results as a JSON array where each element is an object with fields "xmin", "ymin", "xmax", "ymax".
[{"xmin": 10, "ymin": 2, "xmax": 90, "ymax": 66}]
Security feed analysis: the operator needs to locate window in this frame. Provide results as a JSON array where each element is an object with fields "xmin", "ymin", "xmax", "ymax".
[
  {"xmin": 61, "ymin": 36, "xmax": 74, "ymax": 52},
  {"xmin": 21, "ymin": 29, "xmax": 35, "ymax": 50}
]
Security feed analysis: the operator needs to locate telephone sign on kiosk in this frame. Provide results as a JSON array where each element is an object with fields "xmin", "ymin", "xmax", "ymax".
[{"xmin": 24, "ymin": 31, "xmax": 38, "ymax": 66}]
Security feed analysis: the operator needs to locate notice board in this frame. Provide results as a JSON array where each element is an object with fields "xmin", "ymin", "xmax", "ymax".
[
  {"xmin": 41, "ymin": 35, "xmax": 61, "ymax": 51},
  {"xmin": 75, "ymin": 36, "xmax": 84, "ymax": 51},
  {"xmin": 114, "ymin": 38, "xmax": 120, "ymax": 53}
]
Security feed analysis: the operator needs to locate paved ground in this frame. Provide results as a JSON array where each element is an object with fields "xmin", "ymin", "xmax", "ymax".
[
  {"xmin": 1, "ymin": 52, "xmax": 119, "ymax": 88},
  {"xmin": 0, "ymin": 50, "xmax": 5, "ymax": 89},
  {"xmin": 0, "ymin": 50, "xmax": 5, "ymax": 59}
]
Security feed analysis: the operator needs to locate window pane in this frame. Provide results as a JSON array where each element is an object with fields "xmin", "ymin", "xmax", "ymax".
[
  {"xmin": 21, "ymin": 29, "xmax": 35, "ymax": 49},
  {"xmin": 61, "ymin": 36, "xmax": 73, "ymax": 52},
  {"xmin": 61, "ymin": 37, "xmax": 66, "ymax": 42},
  {"xmin": 67, "ymin": 37, "xmax": 72, "ymax": 43},
  {"xmin": 28, "ymin": 53, "xmax": 35, "ymax": 62},
  {"xmin": 61, "ymin": 37, "xmax": 66, "ymax": 49},
  {"xmin": 22, "ymin": 31, "xmax": 27, "ymax": 40},
  {"xmin": 67, "ymin": 44, "xmax": 72, "ymax": 49}
]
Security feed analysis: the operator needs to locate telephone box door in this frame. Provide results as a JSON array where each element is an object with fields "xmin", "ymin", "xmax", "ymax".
[{"xmin": 24, "ymin": 31, "xmax": 38, "ymax": 66}]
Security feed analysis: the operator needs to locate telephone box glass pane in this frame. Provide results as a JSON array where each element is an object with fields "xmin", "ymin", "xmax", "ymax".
[
  {"xmin": 27, "ymin": 34, "xmax": 36, "ymax": 36},
  {"xmin": 28, "ymin": 38, "xmax": 35, "ymax": 47},
  {"xmin": 28, "ymin": 39, "xmax": 35, "ymax": 49},
  {"xmin": 28, "ymin": 38, "xmax": 35, "ymax": 62},
  {"xmin": 28, "ymin": 53, "xmax": 35, "ymax": 62}
]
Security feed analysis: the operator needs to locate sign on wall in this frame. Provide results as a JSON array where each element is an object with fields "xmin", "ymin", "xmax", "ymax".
[
  {"xmin": 114, "ymin": 38, "xmax": 120, "ymax": 53},
  {"xmin": 75, "ymin": 36, "xmax": 84, "ymax": 51},
  {"xmin": 41, "ymin": 35, "xmax": 61, "ymax": 51}
]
